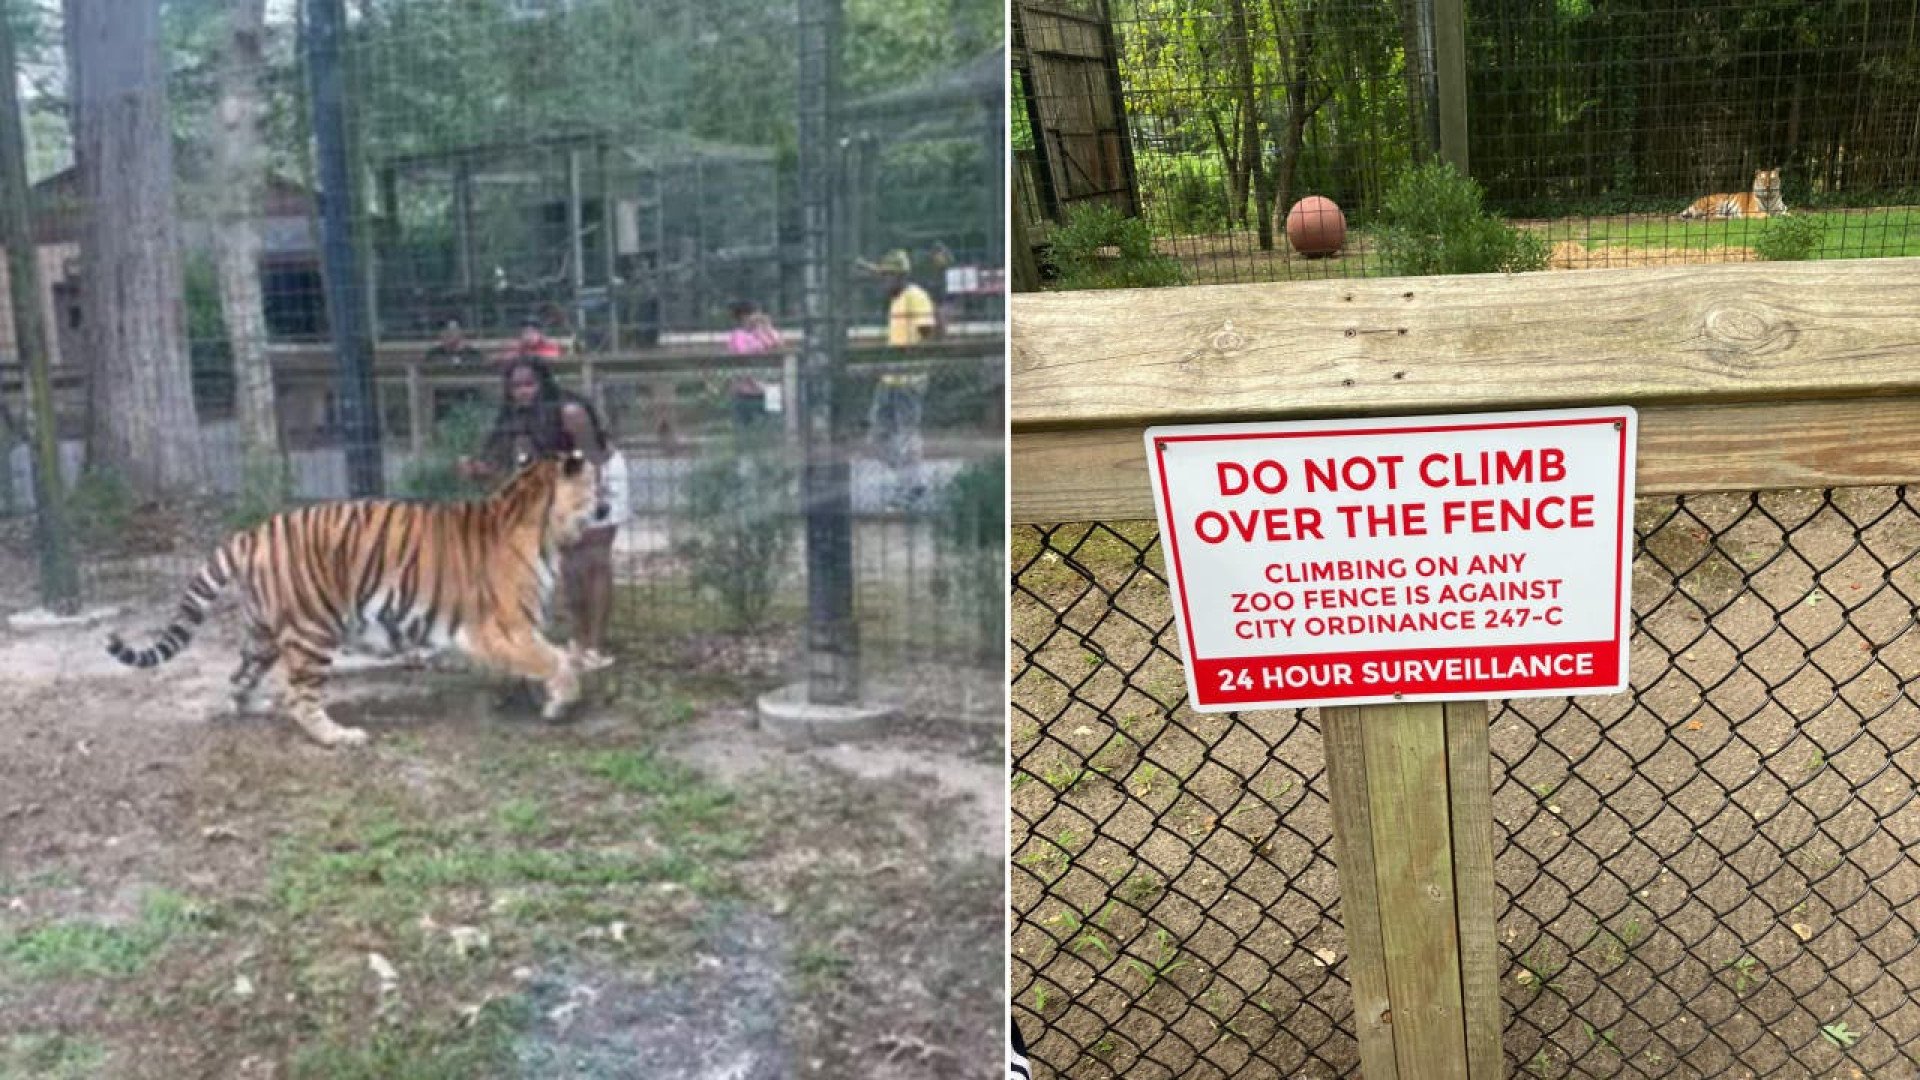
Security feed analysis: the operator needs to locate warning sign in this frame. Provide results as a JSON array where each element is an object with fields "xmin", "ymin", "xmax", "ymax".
[{"xmin": 1144, "ymin": 407, "xmax": 1637, "ymax": 711}]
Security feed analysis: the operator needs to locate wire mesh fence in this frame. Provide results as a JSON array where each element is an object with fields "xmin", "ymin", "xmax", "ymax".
[
  {"xmin": 1013, "ymin": 0, "xmax": 1920, "ymax": 289},
  {"xmin": 0, "ymin": 0, "xmax": 1005, "ymax": 681},
  {"xmin": 1011, "ymin": 485, "xmax": 1920, "ymax": 1078}
]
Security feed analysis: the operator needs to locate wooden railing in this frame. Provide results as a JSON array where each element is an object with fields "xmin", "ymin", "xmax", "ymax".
[{"xmin": 1011, "ymin": 256, "xmax": 1920, "ymax": 1079}]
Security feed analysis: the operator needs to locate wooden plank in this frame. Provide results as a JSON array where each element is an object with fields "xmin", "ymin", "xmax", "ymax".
[
  {"xmin": 1011, "ymin": 260, "xmax": 1920, "ymax": 430},
  {"xmin": 1362, "ymin": 703, "xmax": 1468, "ymax": 1080},
  {"xmin": 1444, "ymin": 701, "xmax": 1502, "ymax": 1079},
  {"xmin": 1321, "ymin": 707, "xmax": 1401, "ymax": 1080},
  {"xmin": 1011, "ymin": 395, "xmax": 1920, "ymax": 522},
  {"xmin": 404, "ymin": 359, "xmax": 427, "ymax": 454}
]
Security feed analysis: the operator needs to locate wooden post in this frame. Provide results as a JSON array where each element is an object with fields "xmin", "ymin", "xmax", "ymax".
[
  {"xmin": 600, "ymin": 141, "xmax": 620, "ymax": 352},
  {"xmin": 405, "ymin": 358, "xmax": 427, "ymax": 455},
  {"xmin": 1323, "ymin": 702, "xmax": 1500, "ymax": 1080},
  {"xmin": 1433, "ymin": 0, "xmax": 1469, "ymax": 174},
  {"xmin": 567, "ymin": 147, "xmax": 585, "ymax": 332},
  {"xmin": 1012, "ymin": 181, "xmax": 1043, "ymax": 293},
  {"xmin": 783, "ymin": 350, "xmax": 801, "ymax": 442},
  {"xmin": 0, "ymin": 7, "xmax": 77, "ymax": 609},
  {"xmin": 453, "ymin": 160, "xmax": 477, "ymax": 331}
]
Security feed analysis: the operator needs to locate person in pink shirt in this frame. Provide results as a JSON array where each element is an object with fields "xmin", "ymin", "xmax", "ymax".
[{"xmin": 724, "ymin": 300, "xmax": 782, "ymax": 430}]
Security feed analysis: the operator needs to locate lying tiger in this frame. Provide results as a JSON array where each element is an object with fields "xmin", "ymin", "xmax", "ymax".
[
  {"xmin": 1679, "ymin": 168, "xmax": 1787, "ymax": 220},
  {"xmin": 105, "ymin": 450, "xmax": 606, "ymax": 747}
]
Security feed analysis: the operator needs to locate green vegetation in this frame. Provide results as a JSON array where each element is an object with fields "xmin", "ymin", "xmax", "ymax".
[
  {"xmin": 1585, "ymin": 208, "xmax": 1920, "ymax": 259},
  {"xmin": 674, "ymin": 429, "xmax": 798, "ymax": 630},
  {"xmin": 932, "ymin": 452, "xmax": 1005, "ymax": 662},
  {"xmin": 1046, "ymin": 204, "xmax": 1186, "ymax": 290},
  {"xmin": 1376, "ymin": 163, "xmax": 1551, "ymax": 276},
  {"xmin": 0, "ymin": 889, "xmax": 208, "ymax": 980},
  {"xmin": 396, "ymin": 401, "xmax": 498, "ymax": 503}
]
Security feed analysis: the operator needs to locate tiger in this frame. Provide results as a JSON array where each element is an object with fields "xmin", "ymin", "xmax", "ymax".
[
  {"xmin": 1679, "ymin": 168, "xmax": 1787, "ymax": 220},
  {"xmin": 104, "ymin": 450, "xmax": 607, "ymax": 748}
]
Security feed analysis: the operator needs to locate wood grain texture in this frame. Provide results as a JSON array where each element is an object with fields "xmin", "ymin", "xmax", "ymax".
[
  {"xmin": 1012, "ymin": 396, "xmax": 1920, "ymax": 522},
  {"xmin": 1012, "ymin": 260, "xmax": 1920, "ymax": 430},
  {"xmin": 1321, "ymin": 707, "xmax": 1401, "ymax": 1080},
  {"xmin": 1363, "ymin": 704, "xmax": 1469, "ymax": 1080},
  {"xmin": 1444, "ymin": 701, "xmax": 1503, "ymax": 1080}
]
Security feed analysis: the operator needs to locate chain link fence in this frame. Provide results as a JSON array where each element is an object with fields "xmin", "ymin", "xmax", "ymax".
[
  {"xmin": 1012, "ymin": 485, "xmax": 1920, "ymax": 1078},
  {"xmin": 0, "ymin": 0, "xmax": 1004, "ymax": 680},
  {"xmin": 1014, "ymin": 0, "xmax": 1920, "ymax": 289}
]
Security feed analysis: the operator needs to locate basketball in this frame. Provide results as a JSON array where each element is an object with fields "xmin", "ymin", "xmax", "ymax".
[{"xmin": 1286, "ymin": 196, "xmax": 1347, "ymax": 258}]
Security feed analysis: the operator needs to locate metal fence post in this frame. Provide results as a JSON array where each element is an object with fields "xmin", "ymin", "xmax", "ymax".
[
  {"xmin": 1434, "ymin": 0, "xmax": 1469, "ymax": 175},
  {"xmin": 798, "ymin": 0, "xmax": 858, "ymax": 704},
  {"xmin": 306, "ymin": 0, "xmax": 383, "ymax": 497},
  {"xmin": 0, "ymin": 6, "xmax": 78, "ymax": 612}
]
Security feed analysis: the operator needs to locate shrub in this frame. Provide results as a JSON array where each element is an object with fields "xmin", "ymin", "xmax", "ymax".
[
  {"xmin": 397, "ymin": 400, "xmax": 498, "ymax": 502},
  {"xmin": 675, "ymin": 428, "xmax": 797, "ymax": 631},
  {"xmin": 227, "ymin": 452, "xmax": 293, "ymax": 532},
  {"xmin": 1376, "ymin": 162, "xmax": 1551, "ymax": 276},
  {"xmin": 1755, "ymin": 214, "xmax": 1823, "ymax": 262},
  {"xmin": 1138, "ymin": 151, "xmax": 1232, "ymax": 235},
  {"xmin": 67, "ymin": 467, "xmax": 134, "ymax": 549},
  {"xmin": 932, "ymin": 452, "xmax": 1004, "ymax": 661},
  {"xmin": 1047, "ymin": 203, "xmax": 1186, "ymax": 291}
]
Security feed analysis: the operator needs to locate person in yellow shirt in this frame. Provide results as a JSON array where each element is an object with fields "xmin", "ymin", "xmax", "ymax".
[
  {"xmin": 858, "ymin": 249, "xmax": 936, "ymax": 508},
  {"xmin": 863, "ymin": 248, "xmax": 938, "ymax": 346}
]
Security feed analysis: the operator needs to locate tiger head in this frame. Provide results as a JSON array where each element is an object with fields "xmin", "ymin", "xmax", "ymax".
[
  {"xmin": 503, "ymin": 449, "xmax": 604, "ymax": 545},
  {"xmin": 1753, "ymin": 168, "xmax": 1781, "ymax": 199}
]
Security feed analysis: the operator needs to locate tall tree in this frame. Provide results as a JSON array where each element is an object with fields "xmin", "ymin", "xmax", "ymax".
[
  {"xmin": 212, "ymin": 0, "xmax": 279, "ymax": 467},
  {"xmin": 64, "ymin": 0, "xmax": 204, "ymax": 494}
]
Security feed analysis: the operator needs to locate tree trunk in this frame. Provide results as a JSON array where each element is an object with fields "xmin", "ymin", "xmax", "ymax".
[
  {"xmin": 1228, "ymin": 0, "xmax": 1260, "ymax": 234},
  {"xmin": 214, "ymin": 0, "xmax": 279, "ymax": 463},
  {"xmin": 64, "ymin": 0, "xmax": 203, "ymax": 495}
]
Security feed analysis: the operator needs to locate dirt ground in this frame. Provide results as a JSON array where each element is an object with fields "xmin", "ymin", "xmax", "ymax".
[
  {"xmin": 0, "ymin": 554, "xmax": 1005, "ymax": 1079},
  {"xmin": 1012, "ymin": 489, "xmax": 1920, "ymax": 1080}
]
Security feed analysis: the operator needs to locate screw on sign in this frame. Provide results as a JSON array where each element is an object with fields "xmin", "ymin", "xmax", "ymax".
[{"xmin": 1145, "ymin": 407, "xmax": 1638, "ymax": 711}]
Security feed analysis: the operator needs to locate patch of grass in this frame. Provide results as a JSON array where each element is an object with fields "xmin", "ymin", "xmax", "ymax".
[
  {"xmin": 1584, "ymin": 914, "xmax": 1647, "ymax": 968},
  {"xmin": 1040, "ymin": 759, "xmax": 1091, "ymax": 794},
  {"xmin": 0, "ymin": 889, "xmax": 209, "ymax": 980},
  {"xmin": 1119, "ymin": 872, "xmax": 1163, "ymax": 905},
  {"xmin": 0, "ymin": 1033, "xmax": 107, "ymax": 1080},
  {"xmin": 584, "ymin": 750, "xmax": 753, "ymax": 858},
  {"xmin": 290, "ymin": 997, "xmax": 526, "ymax": 1080},
  {"xmin": 1585, "ymin": 208, "xmax": 1920, "ymax": 259},
  {"xmin": 1821, "ymin": 1021, "xmax": 1861, "ymax": 1049},
  {"xmin": 1726, "ymin": 953, "xmax": 1762, "ymax": 995},
  {"xmin": 793, "ymin": 942, "xmax": 851, "ymax": 991},
  {"xmin": 495, "ymin": 796, "xmax": 547, "ymax": 836},
  {"xmin": 1123, "ymin": 928, "xmax": 1190, "ymax": 992},
  {"xmin": 1514, "ymin": 946, "xmax": 1568, "ymax": 996}
]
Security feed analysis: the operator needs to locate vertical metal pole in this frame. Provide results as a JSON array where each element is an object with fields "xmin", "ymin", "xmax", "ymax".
[
  {"xmin": 0, "ymin": 6, "xmax": 77, "ymax": 610},
  {"xmin": 305, "ymin": 0, "xmax": 382, "ymax": 496},
  {"xmin": 1433, "ymin": 0, "xmax": 1469, "ymax": 175},
  {"xmin": 567, "ymin": 147, "xmax": 585, "ymax": 337},
  {"xmin": 799, "ymin": 0, "xmax": 857, "ymax": 703}
]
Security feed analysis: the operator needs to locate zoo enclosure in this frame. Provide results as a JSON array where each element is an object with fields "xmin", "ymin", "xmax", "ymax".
[
  {"xmin": 1014, "ymin": 0, "xmax": 1920, "ymax": 283},
  {"xmin": 0, "ymin": 0, "xmax": 1004, "ymax": 679},
  {"xmin": 1010, "ymin": 259, "xmax": 1920, "ymax": 1078}
]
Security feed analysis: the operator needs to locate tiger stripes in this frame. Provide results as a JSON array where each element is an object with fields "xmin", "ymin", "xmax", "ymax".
[{"xmin": 104, "ymin": 450, "xmax": 604, "ymax": 747}]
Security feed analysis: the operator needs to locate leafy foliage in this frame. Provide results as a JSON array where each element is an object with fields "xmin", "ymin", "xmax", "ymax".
[
  {"xmin": 1047, "ymin": 204, "xmax": 1185, "ymax": 290},
  {"xmin": 398, "ymin": 401, "xmax": 499, "ymax": 503},
  {"xmin": 1375, "ymin": 162, "xmax": 1550, "ymax": 276},
  {"xmin": 675, "ymin": 428, "xmax": 797, "ymax": 630},
  {"xmin": 1755, "ymin": 213, "xmax": 1824, "ymax": 262},
  {"xmin": 933, "ymin": 452, "xmax": 1003, "ymax": 659}
]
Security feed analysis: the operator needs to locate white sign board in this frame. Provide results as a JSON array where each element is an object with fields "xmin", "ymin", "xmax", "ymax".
[{"xmin": 1145, "ymin": 407, "xmax": 1637, "ymax": 711}]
